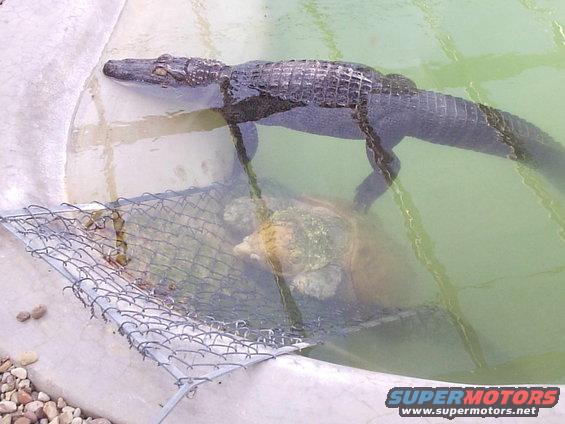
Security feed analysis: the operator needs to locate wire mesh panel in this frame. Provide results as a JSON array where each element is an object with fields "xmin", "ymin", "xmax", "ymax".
[{"xmin": 0, "ymin": 180, "xmax": 422, "ymax": 392}]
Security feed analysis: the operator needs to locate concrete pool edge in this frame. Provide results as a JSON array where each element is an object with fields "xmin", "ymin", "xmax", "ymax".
[
  {"xmin": 1, "ymin": 1, "xmax": 565, "ymax": 423},
  {"xmin": 0, "ymin": 0, "xmax": 127, "ymax": 210},
  {"xmin": 0, "ymin": 227, "xmax": 439, "ymax": 424},
  {"xmin": 2, "ymin": 226, "xmax": 564, "ymax": 423}
]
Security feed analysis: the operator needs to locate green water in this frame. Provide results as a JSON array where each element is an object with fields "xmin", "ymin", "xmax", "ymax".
[
  {"xmin": 83, "ymin": 0, "xmax": 565, "ymax": 384},
  {"xmin": 245, "ymin": 0, "xmax": 565, "ymax": 383}
]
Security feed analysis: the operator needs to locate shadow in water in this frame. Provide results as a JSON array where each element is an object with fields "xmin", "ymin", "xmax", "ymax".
[
  {"xmin": 412, "ymin": 0, "xmax": 565, "ymax": 244},
  {"xmin": 303, "ymin": 0, "xmax": 490, "ymax": 369},
  {"xmin": 436, "ymin": 350, "xmax": 565, "ymax": 384}
]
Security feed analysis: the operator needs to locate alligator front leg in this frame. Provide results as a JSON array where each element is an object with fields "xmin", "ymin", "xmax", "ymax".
[
  {"xmin": 217, "ymin": 78, "xmax": 261, "ymax": 171},
  {"xmin": 223, "ymin": 95, "xmax": 305, "ymax": 334},
  {"xmin": 352, "ymin": 104, "xmax": 401, "ymax": 211},
  {"xmin": 225, "ymin": 121, "xmax": 266, "ymax": 204}
]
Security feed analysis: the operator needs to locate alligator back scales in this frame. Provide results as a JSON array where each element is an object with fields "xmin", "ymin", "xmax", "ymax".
[{"xmin": 103, "ymin": 55, "xmax": 564, "ymax": 207}]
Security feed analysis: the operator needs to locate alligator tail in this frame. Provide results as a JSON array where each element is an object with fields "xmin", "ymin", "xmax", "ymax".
[{"xmin": 407, "ymin": 90, "xmax": 565, "ymax": 193}]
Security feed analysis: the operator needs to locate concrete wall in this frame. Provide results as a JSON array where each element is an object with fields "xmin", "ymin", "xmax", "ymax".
[{"xmin": 1, "ymin": 1, "xmax": 564, "ymax": 423}]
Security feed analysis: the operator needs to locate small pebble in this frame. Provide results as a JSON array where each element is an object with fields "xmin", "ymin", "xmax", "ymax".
[
  {"xmin": 0, "ymin": 400, "xmax": 18, "ymax": 413},
  {"xmin": 61, "ymin": 406, "xmax": 74, "ymax": 414},
  {"xmin": 18, "ymin": 379, "xmax": 32, "ymax": 390},
  {"xmin": 30, "ymin": 305, "xmax": 47, "ymax": 320},
  {"xmin": 0, "ymin": 359, "xmax": 13, "ymax": 373},
  {"xmin": 1, "ymin": 382, "xmax": 15, "ymax": 392},
  {"xmin": 23, "ymin": 411, "xmax": 38, "ymax": 423},
  {"xmin": 43, "ymin": 401, "xmax": 58, "ymax": 420},
  {"xmin": 1, "ymin": 416, "xmax": 12, "ymax": 424},
  {"xmin": 72, "ymin": 408, "xmax": 81, "ymax": 418},
  {"xmin": 17, "ymin": 352, "xmax": 38, "ymax": 366},
  {"xmin": 24, "ymin": 400, "xmax": 44, "ymax": 414},
  {"xmin": 71, "ymin": 419, "xmax": 82, "ymax": 424},
  {"xmin": 37, "ymin": 392, "xmax": 50, "ymax": 402},
  {"xmin": 35, "ymin": 405, "xmax": 46, "ymax": 419},
  {"xmin": 58, "ymin": 411, "xmax": 73, "ymax": 424},
  {"xmin": 50, "ymin": 418, "xmax": 60, "ymax": 424},
  {"xmin": 6, "ymin": 390, "xmax": 17, "ymax": 402},
  {"xmin": 56, "ymin": 398, "xmax": 66, "ymax": 409},
  {"xmin": 16, "ymin": 311, "xmax": 31, "ymax": 322},
  {"xmin": 17, "ymin": 389, "xmax": 33, "ymax": 405},
  {"xmin": 10, "ymin": 367, "xmax": 27, "ymax": 380},
  {"xmin": 90, "ymin": 420, "xmax": 111, "ymax": 424},
  {"xmin": 14, "ymin": 418, "xmax": 32, "ymax": 424},
  {"xmin": 39, "ymin": 419, "xmax": 48, "ymax": 424}
]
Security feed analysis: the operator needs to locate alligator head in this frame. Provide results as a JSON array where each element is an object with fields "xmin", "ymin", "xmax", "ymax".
[{"xmin": 103, "ymin": 54, "xmax": 228, "ymax": 87}]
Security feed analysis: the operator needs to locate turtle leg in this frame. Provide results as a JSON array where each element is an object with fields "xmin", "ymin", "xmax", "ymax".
[{"xmin": 352, "ymin": 103, "xmax": 402, "ymax": 211}]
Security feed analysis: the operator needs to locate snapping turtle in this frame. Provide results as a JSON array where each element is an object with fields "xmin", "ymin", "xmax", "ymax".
[{"xmin": 224, "ymin": 196, "xmax": 410, "ymax": 307}]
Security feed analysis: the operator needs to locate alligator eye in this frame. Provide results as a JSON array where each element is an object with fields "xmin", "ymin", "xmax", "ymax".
[
  {"xmin": 156, "ymin": 54, "xmax": 172, "ymax": 63},
  {"xmin": 153, "ymin": 66, "xmax": 168, "ymax": 76}
]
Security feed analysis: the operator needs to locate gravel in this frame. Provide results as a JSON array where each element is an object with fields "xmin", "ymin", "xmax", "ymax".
[
  {"xmin": 0, "ymin": 355, "xmax": 112, "ymax": 424},
  {"xmin": 17, "ymin": 353, "xmax": 38, "ymax": 367},
  {"xmin": 30, "ymin": 306, "xmax": 47, "ymax": 320}
]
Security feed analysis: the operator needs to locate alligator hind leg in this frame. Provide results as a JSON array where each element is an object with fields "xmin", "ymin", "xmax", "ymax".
[
  {"xmin": 354, "ymin": 148, "xmax": 401, "ymax": 211},
  {"xmin": 352, "ymin": 104, "xmax": 401, "ymax": 211}
]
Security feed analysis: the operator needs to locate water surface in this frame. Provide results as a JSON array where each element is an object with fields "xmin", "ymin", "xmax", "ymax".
[{"xmin": 71, "ymin": 0, "xmax": 565, "ymax": 383}]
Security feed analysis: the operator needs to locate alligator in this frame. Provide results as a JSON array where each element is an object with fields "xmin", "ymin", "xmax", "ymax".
[{"xmin": 103, "ymin": 55, "xmax": 564, "ymax": 209}]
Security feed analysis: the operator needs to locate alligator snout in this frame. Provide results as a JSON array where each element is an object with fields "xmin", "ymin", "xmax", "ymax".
[
  {"xmin": 102, "ymin": 60, "xmax": 119, "ymax": 77},
  {"xmin": 102, "ymin": 58, "xmax": 158, "ymax": 82},
  {"xmin": 102, "ymin": 57, "xmax": 188, "ymax": 86},
  {"xmin": 102, "ymin": 59, "xmax": 141, "ymax": 80}
]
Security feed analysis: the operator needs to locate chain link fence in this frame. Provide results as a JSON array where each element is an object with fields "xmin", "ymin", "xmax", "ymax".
[{"xmin": 1, "ymin": 180, "xmax": 428, "ymax": 421}]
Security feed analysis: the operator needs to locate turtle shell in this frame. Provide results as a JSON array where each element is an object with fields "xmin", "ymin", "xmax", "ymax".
[{"xmin": 227, "ymin": 195, "xmax": 411, "ymax": 307}]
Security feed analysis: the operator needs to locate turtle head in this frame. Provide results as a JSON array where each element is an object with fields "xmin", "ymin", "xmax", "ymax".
[
  {"xmin": 233, "ymin": 222, "xmax": 302, "ymax": 276},
  {"xmin": 103, "ymin": 54, "xmax": 228, "ymax": 87},
  {"xmin": 233, "ymin": 234, "xmax": 270, "ymax": 268}
]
